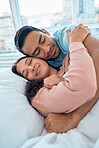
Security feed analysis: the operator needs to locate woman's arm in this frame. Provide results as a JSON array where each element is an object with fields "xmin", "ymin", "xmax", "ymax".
[
  {"xmin": 32, "ymin": 42, "xmax": 97, "ymax": 116},
  {"xmin": 44, "ymin": 49, "xmax": 99, "ymax": 133}
]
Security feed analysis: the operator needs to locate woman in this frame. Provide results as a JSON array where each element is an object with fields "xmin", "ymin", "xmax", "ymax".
[{"xmin": 12, "ymin": 25, "xmax": 97, "ymax": 117}]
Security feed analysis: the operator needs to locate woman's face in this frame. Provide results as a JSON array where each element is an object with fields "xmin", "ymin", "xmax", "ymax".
[{"xmin": 17, "ymin": 57, "xmax": 50, "ymax": 80}]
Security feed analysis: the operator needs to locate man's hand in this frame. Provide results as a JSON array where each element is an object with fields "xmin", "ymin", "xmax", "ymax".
[
  {"xmin": 44, "ymin": 74, "xmax": 64, "ymax": 89},
  {"xmin": 66, "ymin": 24, "xmax": 91, "ymax": 44},
  {"xmin": 44, "ymin": 113, "xmax": 79, "ymax": 133}
]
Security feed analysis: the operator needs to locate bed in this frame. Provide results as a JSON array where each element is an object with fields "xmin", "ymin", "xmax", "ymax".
[{"xmin": 0, "ymin": 68, "xmax": 99, "ymax": 148}]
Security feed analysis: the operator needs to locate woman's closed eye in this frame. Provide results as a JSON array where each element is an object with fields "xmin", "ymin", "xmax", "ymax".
[
  {"xmin": 25, "ymin": 71, "xmax": 28, "ymax": 78},
  {"xmin": 28, "ymin": 59, "xmax": 32, "ymax": 65}
]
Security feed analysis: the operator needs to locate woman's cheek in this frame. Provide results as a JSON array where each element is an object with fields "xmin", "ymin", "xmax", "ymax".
[{"xmin": 29, "ymin": 74, "xmax": 34, "ymax": 80}]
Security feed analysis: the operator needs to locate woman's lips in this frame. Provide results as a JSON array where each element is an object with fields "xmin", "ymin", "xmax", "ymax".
[{"xmin": 36, "ymin": 65, "xmax": 40, "ymax": 76}]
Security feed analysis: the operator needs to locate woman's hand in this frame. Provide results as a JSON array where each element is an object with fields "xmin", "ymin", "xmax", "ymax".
[
  {"xmin": 66, "ymin": 24, "xmax": 91, "ymax": 44},
  {"xmin": 44, "ymin": 74, "xmax": 64, "ymax": 89}
]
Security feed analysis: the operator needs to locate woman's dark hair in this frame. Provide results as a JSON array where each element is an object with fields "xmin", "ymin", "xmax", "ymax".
[
  {"xmin": 11, "ymin": 56, "xmax": 28, "ymax": 80},
  {"xmin": 14, "ymin": 25, "xmax": 43, "ymax": 55},
  {"xmin": 25, "ymin": 80, "xmax": 44, "ymax": 104}
]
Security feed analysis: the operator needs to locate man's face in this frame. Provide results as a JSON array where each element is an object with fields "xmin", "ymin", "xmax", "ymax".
[{"xmin": 22, "ymin": 30, "xmax": 60, "ymax": 60}]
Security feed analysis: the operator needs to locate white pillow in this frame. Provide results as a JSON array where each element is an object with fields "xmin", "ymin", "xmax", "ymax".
[{"xmin": 0, "ymin": 68, "xmax": 44, "ymax": 148}]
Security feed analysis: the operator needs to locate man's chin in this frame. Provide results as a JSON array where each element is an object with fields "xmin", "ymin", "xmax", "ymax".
[
  {"xmin": 48, "ymin": 57, "xmax": 56, "ymax": 61},
  {"xmin": 48, "ymin": 54, "xmax": 59, "ymax": 61}
]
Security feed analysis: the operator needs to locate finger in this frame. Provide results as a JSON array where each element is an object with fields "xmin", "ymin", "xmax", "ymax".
[
  {"xmin": 48, "ymin": 83, "xmax": 56, "ymax": 88},
  {"xmin": 49, "ymin": 83, "xmax": 53, "ymax": 88},
  {"xmin": 47, "ymin": 130, "xmax": 54, "ymax": 133},
  {"xmin": 44, "ymin": 117, "xmax": 48, "ymax": 125},
  {"xmin": 44, "ymin": 83, "xmax": 51, "ymax": 88},
  {"xmin": 89, "ymin": 32, "xmax": 91, "ymax": 35},
  {"xmin": 45, "ymin": 122, "xmax": 50, "ymax": 131},
  {"xmin": 78, "ymin": 23, "xmax": 83, "ymax": 27},
  {"xmin": 68, "ymin": 28, "xmax": 70, "ymax": 32},
  {"xmin": 66, "ymin": 28, "xmax": 70, "ymax": 31},
  {"xmin": 44, "ymin": 115, "xmax": 52, "ymax": 125},
  {"xmin": 74, "ymin": 25, "xmax": 78, "ymax": 29},
  {"xmin": 85, "ymin": 27, "xmax": 91, "ymax": 34},
  {"xmin": 44, "ymin": 120, "xmax": 50, "ymax": 131},
  {"xmin": 66, "ymin": 29, "xmax": 69, "ymax": 34},
  {"xmin": 44, "ymin": 80, "xmax": 50, "ymax": 88},
  {"xmin": 44, "ymin": 79, "xmax": 50, "ymax": 86},
  {"xmin": 84, "ymin": 26, "xmax": 89, "ymax": 31},
  {"xmin": 44, "ymin": 77, "xmax": 50, "ymax": 82},
  {"xmin": 84, "ymin": 26, "xmax": 88, "ymax": 28}
]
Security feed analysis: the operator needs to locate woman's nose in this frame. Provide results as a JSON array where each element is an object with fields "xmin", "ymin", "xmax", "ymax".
[{"xmin": 28, "ymin": 65, "xmax": 35, "ymax": 71}]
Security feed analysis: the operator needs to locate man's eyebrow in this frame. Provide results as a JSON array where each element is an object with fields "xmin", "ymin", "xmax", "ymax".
[
  {"xmin": 32, "ymin": 34, "xmax": 42, "ymax": 56},
  {"xmin": 38, "ymin": 34, "xmax": 42, "ymax": 44}
]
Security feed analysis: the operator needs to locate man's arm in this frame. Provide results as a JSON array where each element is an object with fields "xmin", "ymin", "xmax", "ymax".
[{"xmin": 44, "ymin": 49, "xmax": 99, "ymax": 133}]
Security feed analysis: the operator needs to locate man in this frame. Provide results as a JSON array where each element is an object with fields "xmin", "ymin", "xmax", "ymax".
[
  {"xmin": 15, "ymin": 24, "xmax": 76, "ymax": 69},
  {"xmin": 15, "ymin": 24, "xmax": 99, "ymax": 133}
]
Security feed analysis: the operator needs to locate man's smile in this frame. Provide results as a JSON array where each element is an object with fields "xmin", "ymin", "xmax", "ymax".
[{"xmin": 47, "ymin": 45, "xmax": 56, "ymax": 59}]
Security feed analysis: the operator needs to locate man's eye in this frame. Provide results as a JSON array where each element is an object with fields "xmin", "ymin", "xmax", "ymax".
[
  {"xmin": 35, "ymin": 49, "xmax": 40, "ymax": 56},
  {"xmin": 41, "ymin": 37, "xmax": 45, "ymax": 44}
]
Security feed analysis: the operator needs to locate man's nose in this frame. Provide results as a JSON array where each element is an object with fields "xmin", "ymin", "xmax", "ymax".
[
  {"xmin": 40, "ymin": 45, "xmax": 50, "ymax": 54},
  {"xmin": 43, "ymin": 45, "xmax": 51, "ymax": 55}
]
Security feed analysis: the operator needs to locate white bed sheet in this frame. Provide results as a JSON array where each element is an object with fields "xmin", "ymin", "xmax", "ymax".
[{"xmin": 0, "ymin": 68, "xmax": 99, "ymax": 148}]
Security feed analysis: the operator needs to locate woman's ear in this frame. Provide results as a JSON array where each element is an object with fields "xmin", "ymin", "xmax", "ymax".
[{"xmin": 41, "ymin": 29, "xmax": 50, "ymax": 35}]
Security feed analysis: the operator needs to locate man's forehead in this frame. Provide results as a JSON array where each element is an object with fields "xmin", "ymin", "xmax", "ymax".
[
  {"xmin": 22, "ymin": 32, "xmax": 39, "ymax": 52},
  {"xmin": 22, "ymin": 30, "xmax": 44, "ymax": 56},
  {"xmin": 26, "ymin": 30, "xmax": 42, "ymax": 44},
  {"xmin": 31, "ymin": 30, "xmax": 42, "ymax": 37}
]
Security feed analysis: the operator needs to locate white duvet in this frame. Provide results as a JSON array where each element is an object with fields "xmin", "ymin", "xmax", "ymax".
[
  {"xmin": 21, "ymin": 98, "xmax": 99, "ymax": 148},
  {"xmin": 0, "ymin": 68, "xmax": 99, "ymax": 148}
]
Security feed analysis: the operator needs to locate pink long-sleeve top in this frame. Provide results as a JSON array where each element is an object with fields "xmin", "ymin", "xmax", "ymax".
[{"xmin": 32, "ymin": 42, "xmax": 97, "ymax": 117}]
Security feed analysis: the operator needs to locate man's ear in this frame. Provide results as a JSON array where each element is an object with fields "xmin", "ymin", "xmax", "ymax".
[{"xmin": 41, "ymin": 29, "xmax": 50, "ymax": 35}]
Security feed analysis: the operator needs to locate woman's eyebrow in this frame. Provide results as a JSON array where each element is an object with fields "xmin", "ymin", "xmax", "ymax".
[{"xmin": 22, "ymin": 59, "xmax": 27, "ymax": 76}]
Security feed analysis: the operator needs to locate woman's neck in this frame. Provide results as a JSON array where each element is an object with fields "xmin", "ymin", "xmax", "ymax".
[{"xmin": 49, "ymin": 67, "xmax": 58, "ymax": 76}]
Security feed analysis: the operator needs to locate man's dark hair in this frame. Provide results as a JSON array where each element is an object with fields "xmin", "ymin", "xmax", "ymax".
[
  {"xmin": 14, "ymin": 26, "xmax": 43, "ymax": 55},
  {"xmin": 11, "ymin": 56, "xmax": 28, "ymax": 80},
  {"xmin": 25, "ymin": 80, "xmax": 43, "ymax": 104}
]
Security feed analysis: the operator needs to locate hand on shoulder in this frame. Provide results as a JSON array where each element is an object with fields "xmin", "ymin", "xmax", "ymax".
[{"xmin": 66, "ymin": 24, "xmax": 91, "ymax": 44}]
